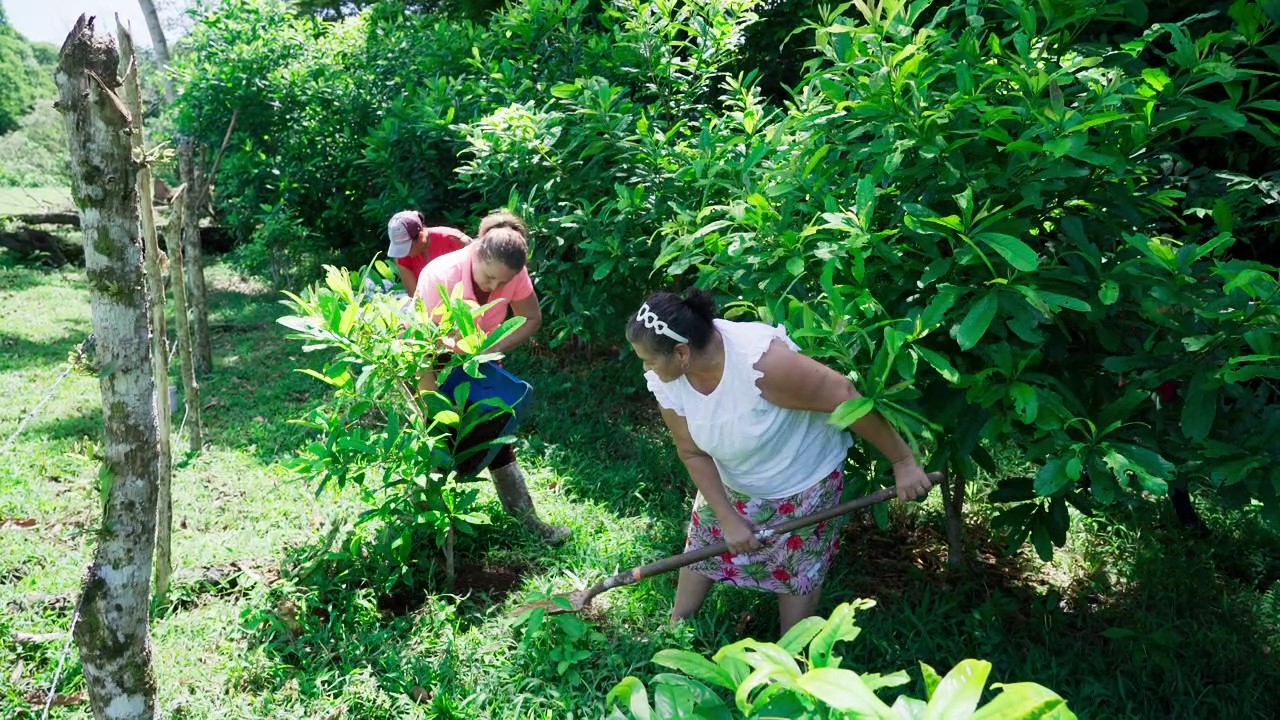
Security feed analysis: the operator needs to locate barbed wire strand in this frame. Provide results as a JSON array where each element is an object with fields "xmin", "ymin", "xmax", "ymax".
[
  {"xmin": 0, "ymin": 365, "xmax": 74, "ymax": 456},
  {"xmin": 40, "ymin": 606, "xmax": 81, "ymax": 720}
]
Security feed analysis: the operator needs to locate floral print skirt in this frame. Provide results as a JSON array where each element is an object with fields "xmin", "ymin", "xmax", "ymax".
[{"xmin": 685, "ymin": 468, "xmax": 845, "ymax": 596}]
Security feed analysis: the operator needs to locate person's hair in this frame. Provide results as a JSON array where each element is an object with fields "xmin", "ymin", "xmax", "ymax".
[
  {"xmin": 477, "ymin": 210, "xmax": 528, "ymax": 239},
  {"xmin": 476, "ymin": 226, "xmax": 528, "ymax": 269},
  {"xmin": 626, "ymin": 289, "xmax": 718, "ymax": 353}
]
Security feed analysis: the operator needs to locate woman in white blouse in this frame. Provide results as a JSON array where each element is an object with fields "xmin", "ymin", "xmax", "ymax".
[{"xmin": 628, "ymin": 289, "xmax": 933, "ymax": 633}]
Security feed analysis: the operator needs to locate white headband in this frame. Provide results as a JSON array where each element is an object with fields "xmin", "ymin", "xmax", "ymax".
[{"xmin": 636, "ymin": 303, "xmax": 690, "ymax": 343}]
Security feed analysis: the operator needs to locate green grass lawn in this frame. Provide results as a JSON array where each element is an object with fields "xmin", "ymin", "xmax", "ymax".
[
  {"xmin": 0, "ymin": 187, "xmax": 73, "ymax": 216},
  {"xmin": 1, "ymin": 249, "xmax": 1278, "ymax": 718}
]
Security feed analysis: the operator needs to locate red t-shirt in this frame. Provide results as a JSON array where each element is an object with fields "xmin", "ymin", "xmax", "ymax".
[{"xmin": 395, "ymin": 227, "xmax": 467, "ymax": 278}]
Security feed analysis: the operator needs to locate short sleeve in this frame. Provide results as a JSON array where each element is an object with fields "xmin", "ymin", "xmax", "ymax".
[
  {"xmin": 499, "ymin": 267, "xmax": 534, "ymax": 302},
  {"xmin": 645, "ymin": 370, "xmax": 685, "ymax": 416},
  {"xmin": 416, "ymin": 265, "xmax": 452, "ymax": 317},
  {"xmin": 732, "ymin": 321, "xmax": 800, "ymax": 396}
]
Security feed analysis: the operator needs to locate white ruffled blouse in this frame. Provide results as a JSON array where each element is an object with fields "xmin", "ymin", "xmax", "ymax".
[{"xmin": 645, "ymin": 319, "xmax": 852, "ymax": 499}]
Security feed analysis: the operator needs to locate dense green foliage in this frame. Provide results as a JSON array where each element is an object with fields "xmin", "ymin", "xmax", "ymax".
[
  {"xmin": 177, "ymin": 0, "xmax": 1280, "ymax": 556},
  {"xmin": 0, "ymin": 12, "xmax": 50, "ymax": 136},
  {"xmin": 0, "ymin": 100, "xmax": 70, "ymax": 188}
]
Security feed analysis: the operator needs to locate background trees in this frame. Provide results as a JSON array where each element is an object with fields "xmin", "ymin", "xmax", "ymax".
[{"xmin": 172, "ymin": 0, "xmax": 1280, "ymax": 554}]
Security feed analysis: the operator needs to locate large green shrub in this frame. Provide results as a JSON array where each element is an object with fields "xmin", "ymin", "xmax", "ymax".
[
  {"xmin": 172, "ymin": 0, "xmax": 757, "ymax": 340},
  {"xmin": 0, "ymin": 101, "xmax": 70, "ymax": 188},
  {"xmin": 178, "ymin": 0, "xmax": 1278, "ymax": 555},
  {"xmin": 654, "ymin": 0, "xmax": 1280, "ymax": 550}
]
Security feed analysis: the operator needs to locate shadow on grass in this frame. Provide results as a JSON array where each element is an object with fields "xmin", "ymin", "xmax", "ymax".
[
  {"xmin": 0, "ymin": 331, "xmax": 87, "ymax": 374},
  {"xmin": 824, "ymin": 502, "xmax": 1280, "ymax": 720},
  {"xmin": 506, "ymin": 349, "xmax": 691, "ymax": 524},
  {"xmin": 0, "ymin": 249, "xmax": 77, "ymax": 294},
  {"xmin": 196, "ymin": 276, "xmax": 321, "ymax": 463}
]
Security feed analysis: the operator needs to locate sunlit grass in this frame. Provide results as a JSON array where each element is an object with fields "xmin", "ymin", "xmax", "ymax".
[{"xmin": 1, "ymin": 251, "xmax": 1277, "ymax": 718}]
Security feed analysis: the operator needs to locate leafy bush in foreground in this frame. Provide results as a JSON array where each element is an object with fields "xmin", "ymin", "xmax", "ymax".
[
  {"xmin": 279, "ymin": 263, "xmax": 525, "ymax": 582},
  {"xmin": 608, "ymin": 600, "xmax": 1076, "ymax": 719}
]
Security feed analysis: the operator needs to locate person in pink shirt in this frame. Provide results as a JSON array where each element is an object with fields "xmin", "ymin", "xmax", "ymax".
[
  {"xmin": 385, "ymin": 210, "xmax": 470, "ymax": 296},
  {"xmin": 416, "ymin": 211, "xmax": 568, "ymax": 545}
]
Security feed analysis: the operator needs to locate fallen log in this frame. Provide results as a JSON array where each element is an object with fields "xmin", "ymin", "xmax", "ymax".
[{"xmin": 2, "ymin": 211, "xmax": 80, "ymax": 226}]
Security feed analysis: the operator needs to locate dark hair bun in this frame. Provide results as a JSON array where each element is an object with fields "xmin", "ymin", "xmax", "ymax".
[{"xmin": 683, "ymin": 288, "xmax": 717, "ymax": 324}]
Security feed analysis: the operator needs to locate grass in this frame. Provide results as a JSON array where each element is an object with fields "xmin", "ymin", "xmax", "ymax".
[
  {"xmin": 1, "ymin": 248, "xmax": 1279, "ymax": 718},
  {"xmin": 0, "ymin": 187, "xmax": 72, "ymax": 216}
]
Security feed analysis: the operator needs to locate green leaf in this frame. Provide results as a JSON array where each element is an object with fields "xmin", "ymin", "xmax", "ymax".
[
  {"xmin": 893, "ymin": 695, "xmax": 929, "ymax": 720},
  {"xmin": 1047, "ymin": 497, "xmax": 1070, "ymax": 547},
  {"xmin": 971, "ymin": 682, "xmax": 1076, "ymax": 720},
  {"xmin": 915, "ymin": 346, "xmax": 960, "ymax": 383},
  {"xmin": 647, "ymin": 674, "xmax": 729, "ymax": 716},
  {"xmin": 1099, "ymin": 280, "xmax": 1119, "ymax": 306},
  {"xmin": 652, "ymin": 650, "xmax": 736, "ymax": 691},
  {"xmin": 593, "ymin": 260, "xmax": 616, "ymax": 281},
  {"xmin": 975, "ymin": 232, "xmax": 1039, "ymax": 271},
  {"xmin": 1142, "ymin": 67, "xmax": 1171, "ymax": 92},
  {"xmin": 921, "ymin": 662, "xmax": 942, "ymax": 699},
  {"xmin": 1180, "ymin": 375, "xmax": 1216, "ymax": 442},
  {"xmin": 990, "ymin": 476, "xmax": 1036, "ymax": 503},
  {"xmin": 954, "ymin": 293, "xmax": 998, "ymax": 351},
  {"xmin": 550, "ymin": 83, "xmax": 578, "ymax": 98},
  {"xmin": 1035, "ymin": 457, "xmax": 1072, "ymax": 496},
  {"xmin": 922, "ymin": 659, "xmax": 992, "ymax": 720},
  {"xmin": 863, "ymin": 670, "xmax": 912, "ymax": 691},
  {"xmin": 795, "ymin": 668, "xmax": 897, "ymax": 717},
  {"xmin": 829, "ymin": 396, "xmax": 875, "ymax": 428},
  {"xmin": 734, "ymin": 666, "xmax": 785, "ymax": 715},
  {"xmin": 808, "ymin": 602, "xmax": 859, "ymax": 669},
  {"xmin": 1029, "ymin": 516, "xmax": 1054, "ymax": 560},
  {"xmin": 1010, "ymin": 382, "xmax": 1038, "ymax": 423},
  {"xmin": 1025, "ymin": 288, "xmax": 1092, "ymax": 313},
  {"xmin": 607, "ymin": 677, "xmax": 651, "ymax": 720},
  {"xmin": 1108, "ymin": 442, "xmax": 1172, "ymax": 495},
  {"xmin": 777, "ymin": 617, "xmax": 825, "ymax": 656},
  {"xmin": 786, "ymin": 256, "xmax": 805, "ymax": 277},
  {"xmin": 433, "ymin": 410, "xmax": 461, "ymax": 425},
  {"xmin": 338, "ymin": 302, "xmax": 358, "ymax": 335}
]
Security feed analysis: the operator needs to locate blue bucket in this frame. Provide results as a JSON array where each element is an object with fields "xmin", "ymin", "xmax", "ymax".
[{"xmin": 437, "ymin": 362, "xmax": 533, "ymax": 472}]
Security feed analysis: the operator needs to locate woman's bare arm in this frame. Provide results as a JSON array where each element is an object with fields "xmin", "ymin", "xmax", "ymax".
[
  {"xmin": 754, "ymin": 340, "xmax": 931, "ymax": 500},
  {"xmin": 659, "ymin": 406, "xmax": 759, "ymax": 552}
]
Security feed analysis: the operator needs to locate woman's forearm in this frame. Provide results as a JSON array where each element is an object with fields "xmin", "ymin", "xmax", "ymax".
[
  {"xmin": 683, "ymin": 454, "xmax": 737, "ymax": 521},
  {"xmin": 849, "ymin": 410, "xmax": 917, "ymax": 466},
  {"xmin": 398, "ymin": 265, "xmax": 417, "ymax": 296}
]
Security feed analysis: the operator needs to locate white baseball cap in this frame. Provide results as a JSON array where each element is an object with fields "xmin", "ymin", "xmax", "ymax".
[{"xmin": 387, "ymin": 210, "xmax": 424, "ymax": 259}]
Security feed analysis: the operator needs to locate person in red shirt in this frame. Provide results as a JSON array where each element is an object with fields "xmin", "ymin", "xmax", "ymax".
[{"xmin": 385, "ymin": 210, "xmax": 471, "ymax": 296}]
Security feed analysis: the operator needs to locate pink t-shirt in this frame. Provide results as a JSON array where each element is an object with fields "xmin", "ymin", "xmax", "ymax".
[{"xmin": 416, "ymin": 245, "xmax": 534, "ymax": 334}]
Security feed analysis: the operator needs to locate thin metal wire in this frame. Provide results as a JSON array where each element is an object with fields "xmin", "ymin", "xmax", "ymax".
[
  {"xmin": 40, "ymin": 606, "xmax": 80, "ymax": 720},
  {"xmin": 0, "ymin": 365, "xmax": 74, "ymax": 456}
]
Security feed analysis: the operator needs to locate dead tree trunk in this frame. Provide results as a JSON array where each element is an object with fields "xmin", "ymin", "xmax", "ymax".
[
  {"xmin": 178, "ymin": 139, "xmax": 212, "ymax": 376},
  {"xmin": 118, "ymin": 20, "xmax": 174, "ymax": 605},
  {"xmin": 135, "ymin": 0, "xmax": 175, "ymax": 103},
  {"xmin": 162, "ymin": 186, "xmax": 202, "ymax": 453},
  {"xmin": 56, "ymin": 14, "xmax": 160, "ymax": 719}
]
